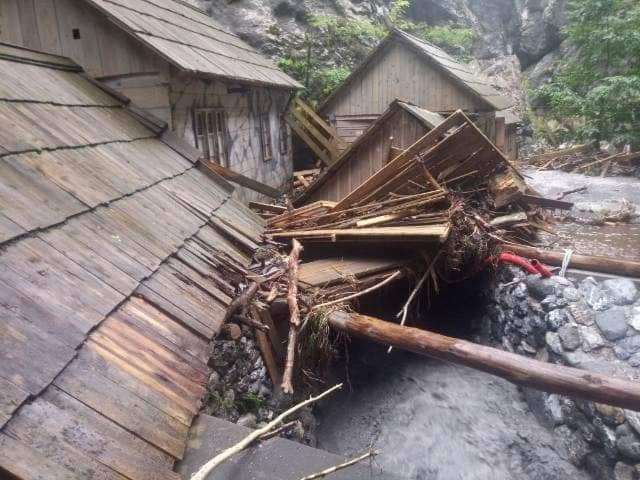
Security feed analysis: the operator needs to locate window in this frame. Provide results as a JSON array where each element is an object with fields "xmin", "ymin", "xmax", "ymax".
[
  {"xmin": 259, "ymin": 112, "xmax": 272, "ymax": 162},
  {"xmin": 194, "ymin": 108, "xmax": 227, "ymax": 165},
  {"xmin": 279, "ymin": 118, "xmax": 289, "ymax": 156}
]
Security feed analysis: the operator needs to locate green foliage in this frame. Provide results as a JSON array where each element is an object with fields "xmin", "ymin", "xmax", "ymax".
[
  {"xmin": 531, "ymin": 0, "xmax": 640, "ymax": 147},
  {"xmin": 277, "ymin": 0, "xmax": 475, "ymax": 104},
  {"xmin": 235, "ymin": 393, "xmax": 265, "ymax": 414}
]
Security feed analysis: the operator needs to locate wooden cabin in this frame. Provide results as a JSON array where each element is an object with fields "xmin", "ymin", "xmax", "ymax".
[
  {"xmin": 0, "ymin": 42, "xmax": 265, "ymax": 480},
  {"xmin": 298, "ymin": 100, "xmax": 444, "ymax": 204},
  {"xmin": 319, "ymin": 28, "xmax": 517, "ymax": 160},
  {"xmin": 0, "ymin": 0, "xmax": 301, "ymax": 201}
]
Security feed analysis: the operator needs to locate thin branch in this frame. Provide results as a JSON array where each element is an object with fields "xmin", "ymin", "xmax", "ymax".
[
  {"xmin": 388, "ymin": 251, "xmax": 442, "ymax": 354},
  {"xmin": 298, "ymin": 449, "xmax": 379, "ymax": 480},
  {"xmin": 312, "ymin": 270, "xmax": 403, "ymax": 310},
  {"xmin": 190, "ymin": 384, "xmax": 343, "ymax": 480},
  {"xmin": 282, "ymin": 239, "xmax": 303, "ymax": 394}
]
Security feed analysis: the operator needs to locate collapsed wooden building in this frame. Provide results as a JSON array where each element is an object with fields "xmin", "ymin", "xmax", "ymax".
[
  {"xmin": 0, "ymin": 0, "xmax": 301, "ymax": 201},
  {"xmin": 297, "ymin": 100, "xmax": 444, "ymax": 204},
  {"xmin": 318, "ymin": 28, "xmax": 517, "ymax": 160},
  {"xmin": 0, "ymin": 43, "xmax": 265, "ymax": 479}
]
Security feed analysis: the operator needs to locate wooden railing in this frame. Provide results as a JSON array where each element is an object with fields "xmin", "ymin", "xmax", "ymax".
[{"xmin": 285, "ymin": 97, "xmax": 346, "ymax": 166}]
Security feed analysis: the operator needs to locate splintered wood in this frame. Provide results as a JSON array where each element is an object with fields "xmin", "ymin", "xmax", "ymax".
[
  {"xmin": 267, "ymin": 110, "xmax": 548, "ymax": 248},
  {"xmin": 527, "ymin": 144, "xmax": 640, "ymax": 177}
]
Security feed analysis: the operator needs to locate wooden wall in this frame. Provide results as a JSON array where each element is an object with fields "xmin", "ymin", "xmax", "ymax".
[
  {"xmin": 309, "ymin": 108, "xmax": 428, "ymax": 203},
  {"xmin": 0, "ymin": 0, "xmax": 167, "ymax": 78},
  {"xmin": 169, "ymin": 75, "xmax": 293, "ymax": 203},
  {"xmin": 323, "ymin": 42, "xmax": 489, "ymax": 118}
]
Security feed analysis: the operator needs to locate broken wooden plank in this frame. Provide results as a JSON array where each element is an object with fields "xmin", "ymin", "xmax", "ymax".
[
  {"xmin": 200, "ymin": 161, "xmax": 281, "ymax": 198},
  {"xmin": 520, "ymin": 194, "xmax": 573, "ymax": 210}
]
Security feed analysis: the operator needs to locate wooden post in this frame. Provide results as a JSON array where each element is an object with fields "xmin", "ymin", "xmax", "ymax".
[
  {"xmin": 503, "ymin": 244, "xmax": 640, "ymax": 278},
  {"xmin": 327, "ymin": 311, "xmax": 640, "ymax": 410}
]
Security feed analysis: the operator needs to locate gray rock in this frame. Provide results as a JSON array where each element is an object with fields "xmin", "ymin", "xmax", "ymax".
[
  {"xmin": 568, "ymin": 301, "xmax": 596, "ymax": 326},
  {"xmin": 579, "ymin": 325, "xmax": 606, "ymax": 352},
  {"xmin": 562, "ymin": 286, "xmax": 581, "ymax": 302},
  {"xmin": 603, "ymin": 279, "xmax": 639, "ymax": 306},
  {"xmin": 628, "ymin": 306, "xmax": 640, "ymax": 332},
  {"xmin": 613, "ymin": 462, "xmax": 635, "ymax": 480},
  {"xmin": 558, "ymin": 324, "xmax": 581, "ymax": 351},
  {"xmin": 629, "ymin": 353, "xmax": 640, "ymax": 368},
  {"xmin": 237, "ymin": 413, "xmax": 257, "ymax": 428},
  {"xmin": 561, "ymin": 350, "xmax": 592, "ymax": 368},
  {"xmin": 554, "ymin": 424, "xmax": 592, "ymax": 466},
  {"xmin": 596, "ymin": 307, "xmax": 630, "ymax": 341},
  {"xmin": 581, "ymin": 277, "xmax": 615, "ymax": 311},
  {"xmin": 616, "ymin": 423, "xmax": 640, "ymax": 462},
  {"xmin": 544, "ymin": 394, "xmax": 564, "ymax": 426},
  {"xmin": 594, "ymin": 418, "xmax": 618, "ymax": 459},
  {"xmin": 615, "ymin": 336, "xmax": 640, "ymax": 360},
  {"xmin": 526, "ymin": 275, "xmax": 557, "ymax": 300},
  {"xmin": 513, "ymin": 282, "xmax": 528, "ymax": 299},
  {"xmin": 546, "ymin": 331, "xmax": 564, "ymax": 355},
  {"xmin": 208, "ymin": 371, "xmax": 221, "ymax": 391},
  {"xmin": 546, "ymin": 309, "xmax": 568, "ymax": 331},
  {"xmin": 552, "ymin": 275, "xmax": 573, "ymax": 287},
  {"xmin": 626, "ymin": 410, "xmax": 640, "ymax": 436}
]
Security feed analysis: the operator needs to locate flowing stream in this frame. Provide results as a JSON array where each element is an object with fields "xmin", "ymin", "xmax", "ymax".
[{"xmin": 315, "ymin": 171, "xmax": 640, "ymax": 479}]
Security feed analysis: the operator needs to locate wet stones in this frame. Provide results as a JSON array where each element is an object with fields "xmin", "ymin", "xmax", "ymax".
[
  {"xmin": 487, "ymin": 266, "xmax": 640, "ymax": 476},
  {"xmin": 558, "ymin": 324, "xmax": 581, "ymax": 351},
  {"xmin": 603, "ymin": 279, "xmax": 639, "ymax": 306},
  {"xmin": 596, "ymin": 307, "xmax": 630, "ymax": 341}
]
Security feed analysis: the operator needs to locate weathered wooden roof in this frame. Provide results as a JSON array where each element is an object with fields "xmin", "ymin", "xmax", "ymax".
[
  {"xmin": 82, "ymin": 0, "xmax": 301, "ymax": 89},
  {"xmin": 0, "ymin": 43, "xmax": 264, "ymax": 480},
  {"xmin": 297, "ymin": 100, "xmax": 444, "ymax": 204},
  {"xmin": 320, "ymin": 28, "xmax": 513, "ymax": 113}
]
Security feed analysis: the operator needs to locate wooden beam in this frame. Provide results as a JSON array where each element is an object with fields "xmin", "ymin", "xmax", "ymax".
[
  {"xmin": 249, "ymin": 202, "xmax": 287, "ymax": 214},
  {"xmin": 502, "ymin": 244, "xmax": 640, "ymax": 278},
  {"xmin": 201, "ymin": 161, "xmax": 281, "ymax": 199},
  {"xmin": 519, "ymin": 195, "xmax": 573, "ymax": 210},
  {"xmin": 286, "ymin": 114, "xmax": 331, "ymax": 166},
  {"xmin": 327, "ymin": 311, "xmax": 640, "ymax": 410}
]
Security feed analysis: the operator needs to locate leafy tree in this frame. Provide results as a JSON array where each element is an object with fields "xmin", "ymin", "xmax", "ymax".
[
  {"xmin": 532, "ymin": 0, "xmax": 640, "ymax": 147},
  {"xmin": 277, "ymin": 0, "xmax": 474, "ymax": 104}
]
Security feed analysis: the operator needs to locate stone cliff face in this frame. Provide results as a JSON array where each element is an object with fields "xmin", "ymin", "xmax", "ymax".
[{"xmin": 194, "ymin": 0, "xmax": 569, "ymax": 108}]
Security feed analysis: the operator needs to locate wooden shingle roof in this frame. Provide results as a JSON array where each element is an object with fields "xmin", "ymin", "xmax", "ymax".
[
  {"xmin": 0, "ymin": 43, "xmax": 263, "ymax": 480},
  {"xmin": 83, "ymin": 0, "xmax": 302, "ymax": 89},
  {"xmin": 320, "ymin": 28, "xmax": 513, "ymax": 113}
]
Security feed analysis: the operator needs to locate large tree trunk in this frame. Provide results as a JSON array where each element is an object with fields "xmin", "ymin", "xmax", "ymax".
[{"xmin": 327, "ymin": 311, "xmax": 640, "ymax": 411}]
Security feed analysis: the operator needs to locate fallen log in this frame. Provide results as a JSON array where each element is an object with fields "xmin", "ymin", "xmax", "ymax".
[
  {"xmin": 327, "ymin": 311, "xmax": 640, "ymax": 410},
  {"xmin": 223, "ymin": 281, "xmax": 260, "ymax": 324},
  {"xmin": 503, "ymin": 244, "xmax": 640, "ymax": 278}
]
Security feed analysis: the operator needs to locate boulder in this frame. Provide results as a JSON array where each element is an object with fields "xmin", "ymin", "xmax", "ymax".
[
  {"xmin": 578, "ymin": 325, "xmax": 606, "ymax": 352},
  {"xmin": 545, "ymin": 331, "xmax": 564, "ymax": 355},
  {"xmin": 613, "ymin": 462, "xmax": 636, "ymax": 480},
  {"xmin": 628, "ymin": 306, "xmax": 640, "ymax": 332},
  {"xmin": 525, "ymin": 275, "xmax": 557, "ymax": 300},
  {"xmin": 596, "ymin": 307, "xmax": 630, "ymax": 341},
  {"xmin": 614, "ymin": 335, "xmax": 640, "ymax": 361},
  {"xmin": 616, "ymin": 423, "xmax": 640, "ymax": 462},
  {"xmin": 558, "ymin": 324, "xmax": 581, "ymax": 351},
  {"xmin": 581, "ymin": 277, "xmax": 615, "ymax": 311},
  {"xmin": 546, "ymin": 309, "xmax": 568, "ymax": 331},
  {"xmin": 603, "ymin": 279, "xmax": 639, "ymax": 306}
]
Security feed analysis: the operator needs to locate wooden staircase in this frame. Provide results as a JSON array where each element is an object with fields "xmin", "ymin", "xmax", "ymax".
[{"xmin": 286, "ymin": 97, "xmax": 346, "ymax": 166}]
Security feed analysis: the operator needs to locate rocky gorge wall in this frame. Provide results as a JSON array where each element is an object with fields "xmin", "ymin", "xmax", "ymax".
[
  {"xmin": 191, "ymin": 0, "xmax": 569, "ymax": 110},
  {"xmin": 482, "ymin": 266, "xmax": 640, "ymax": 479}
]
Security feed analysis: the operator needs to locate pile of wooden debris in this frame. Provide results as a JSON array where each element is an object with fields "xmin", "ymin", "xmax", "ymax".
[
  {"xmin": 526, "ymin": 144, "xmax": 640, "ymax": 176},
  {"xmin": 236, "ymin": 111, "xmax": 581, "ymax": 395}
]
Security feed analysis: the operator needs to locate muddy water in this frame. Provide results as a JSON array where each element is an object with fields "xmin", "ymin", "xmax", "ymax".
[
  {"xmin": 524, "ymin": 169, "xmax": 640, "ymax": 261},
  {"xmin": 316, "ymin": 342, "xmax": 586, "ymax": 480}
]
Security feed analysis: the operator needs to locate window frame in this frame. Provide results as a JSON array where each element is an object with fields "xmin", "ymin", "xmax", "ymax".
[
  {"xmin": 259, "ymin": 111, "xmax": 273, "ymax": 162},
  {"xmin": 193, "ymin": 108, "xmax": 228, "ymax": 166}
]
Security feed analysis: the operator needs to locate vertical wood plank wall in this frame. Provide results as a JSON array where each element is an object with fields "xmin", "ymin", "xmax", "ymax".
[
  {"xmin": 0, "ymin": 0, "xmax": 167, "ymax": 78},
  {"xmin": 323, "ymin": 42, "xmax": 489, "ymax": 118},
  {"xmin": 309, "ymin": 109, "xmax": 428, "ymax": 203},
  {"xmin": 170, "ymin": 76, "xmax": 293, "ymax": 202}
]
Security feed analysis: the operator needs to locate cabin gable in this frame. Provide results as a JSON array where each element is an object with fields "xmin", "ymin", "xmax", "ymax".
[{"xmin": 323, "ymin": 41, "xmax": 489, "ymax": 119}]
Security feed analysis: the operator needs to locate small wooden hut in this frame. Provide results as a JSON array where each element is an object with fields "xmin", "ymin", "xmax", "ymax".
[
  {"xmin": 0, "ymin": 0, "xmax": 301, "ymax": 200},
  {"xmin": 298, "ymin": 100, "xmax": 444, "ymax": 204},
  {"xmin": 319, "ymin": 28, "xmax": 517, "ymax": 160}
]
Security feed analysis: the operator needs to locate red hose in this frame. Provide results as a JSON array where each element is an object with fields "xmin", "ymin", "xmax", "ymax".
[
  {"xmin": 530, "ymin": 259, "xmax": 554, "ymax": 278},
  {"xmin": 496, "ymin": 252, "xmax": 541, "ymax": 275}
]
